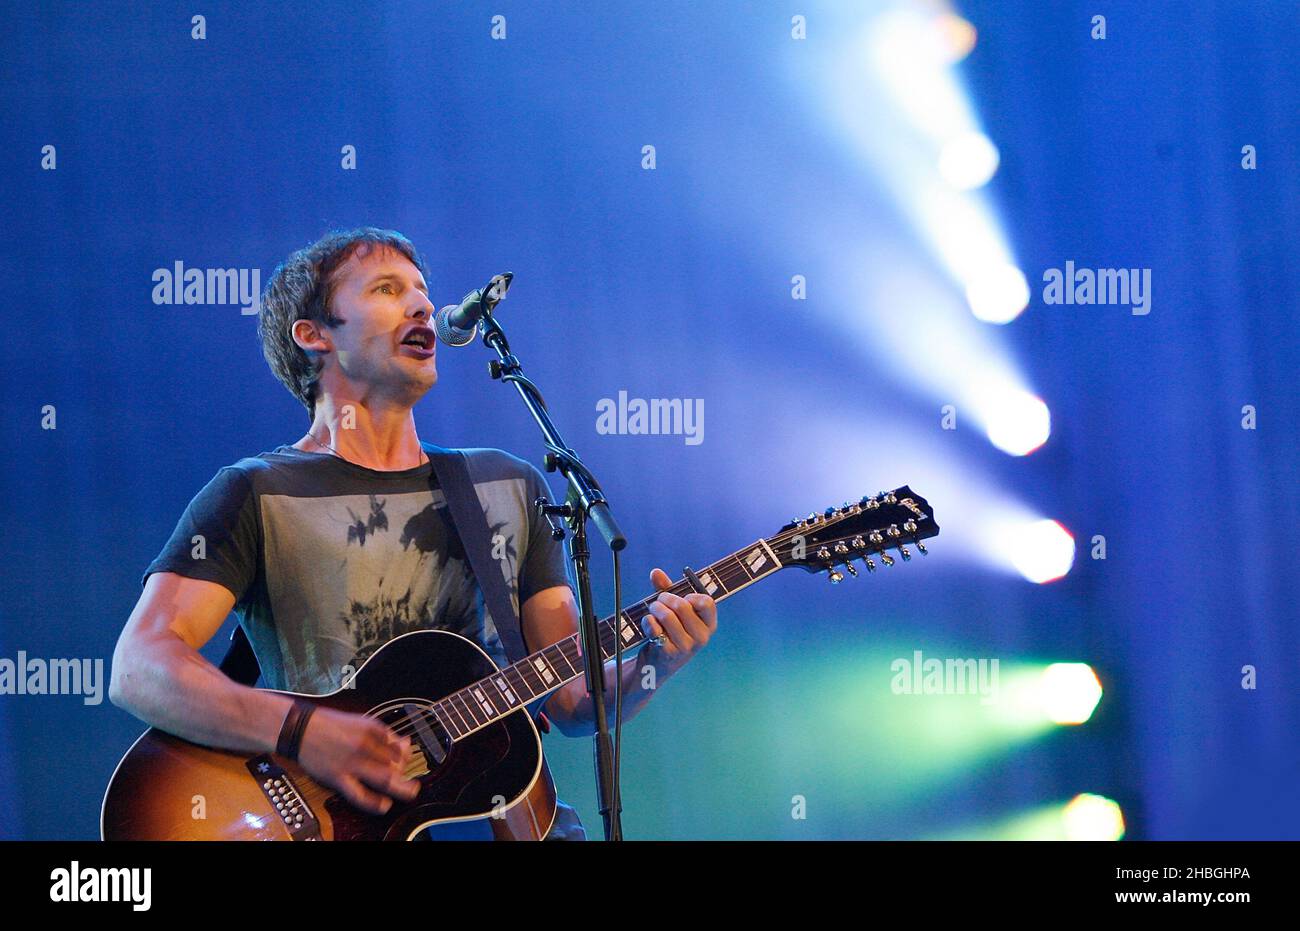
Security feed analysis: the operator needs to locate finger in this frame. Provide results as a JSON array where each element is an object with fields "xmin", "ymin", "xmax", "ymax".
[
  {"xmin": 391, "ymin": 768, "xmax": 421, "ymax": 801},
  {"xmin": 369, "ymin": 724, "xmax": 406, "ymax": 765},
  {"xmin": 339, "ymin": 774, "xmax": 392, "ymax": 815},
  {"xmin": 650, "ymin": 568, "xmax": 673, "ymax": 591},
  {"xmin": 396, "ymin": 735, "xmax": 413, "ymax": 767},
  {"xmin": 358, "ymin": 761, "xmax": 409, "ymax": 803},
  {"xmin": 656, "ymin": 590, "xmax": 710, "ymax": 642},
  {"xmin": 640, "ymin": 614, "xmax": 678, "ymax": 657},
  {"xmin": 647, "ymin": 599, "xmax": 691, "ymax": 652},
  {"xmin": 685, "ymin": 593, "xmax": 718, "ymax": 631}
]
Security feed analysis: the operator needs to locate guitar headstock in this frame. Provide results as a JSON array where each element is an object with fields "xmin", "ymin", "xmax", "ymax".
[{"xmin": 768, "ymin": 486, "xmax": 939, "ymax": 581}]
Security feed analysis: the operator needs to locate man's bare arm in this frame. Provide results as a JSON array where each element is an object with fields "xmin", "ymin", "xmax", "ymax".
[
  {"xmin": 109, "ymin": 572, "xmax": 292, "ymax": 753},
  {"xmin": 109, "ymin": 572, "xmax": 418, "ymax": 814}
]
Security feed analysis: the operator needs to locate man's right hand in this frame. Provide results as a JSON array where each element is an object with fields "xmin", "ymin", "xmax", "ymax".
[{"xmin": 295, "ymin": 706, "xmax": 422, "ymax": 815}]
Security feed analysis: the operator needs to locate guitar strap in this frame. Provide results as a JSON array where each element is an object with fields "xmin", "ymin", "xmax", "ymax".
[
  {"xmin": 219, "ymin": 443, "xmax": 535, "ymax": 692},
  {"xmin": 420, "ymin": 443, "xmax": 532, "ymax": 668}
]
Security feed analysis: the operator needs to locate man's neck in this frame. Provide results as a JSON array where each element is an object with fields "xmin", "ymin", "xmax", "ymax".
[{"xmin": 294, "ymin": 399, "xmax": 428, "ymax": 471}]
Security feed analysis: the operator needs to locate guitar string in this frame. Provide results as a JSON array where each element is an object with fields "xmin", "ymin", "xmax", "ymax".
[
  {"xmin": 384, "ymin": 516, "xmax": 934, "ymax": 746},
  {"xmin": 376, "ymin": 511, "xmax": 934, "ymax": 746}
]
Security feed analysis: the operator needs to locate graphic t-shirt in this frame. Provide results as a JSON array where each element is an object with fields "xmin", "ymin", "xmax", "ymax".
[
  {"xmin": 142, "ymin": 442, "xmax": 586, "ymax": 839},
  {"xmin": 143, "ymin": 443, "xmax": 571, "ymax": 694}
]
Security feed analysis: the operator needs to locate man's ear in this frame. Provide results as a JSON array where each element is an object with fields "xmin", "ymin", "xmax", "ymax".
[{"xmin": 291, "ymin": 318, "xmax": 331, "ymax": 355}]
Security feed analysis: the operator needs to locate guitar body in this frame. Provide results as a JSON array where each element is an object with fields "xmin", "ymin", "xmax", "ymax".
[{"xmin": 101, "ymin": 630, "xmax": 558, "ymax": 841}]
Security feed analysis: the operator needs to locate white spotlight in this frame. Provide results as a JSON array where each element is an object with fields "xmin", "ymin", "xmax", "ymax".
[
  {"xmin": 984, "ymin": 389, "xmax": 1050, "ymax": 456},
  {"xmin": 1007, "ymin": 519, "xmax": 1075, "ymax": 584},
  {"xmin": 1039, "ymin": 663, "xmax": 1103, "ymax": 724},
  {"xmin": 965, "ymin": 263, "xmax": 1030, "ymax": 324},
  {"xmin": 939, "ymin": 131, "xmax": 1000, "ymax": 190},
  {"xmin": 1063, "ymin": 794, "xmax": 1126, "ymax": 841}
]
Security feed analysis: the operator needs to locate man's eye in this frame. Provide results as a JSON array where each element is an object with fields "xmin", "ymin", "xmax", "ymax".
[{"xmin": 377, "ymin": 283, "xmax": 394, "ymax": 294}]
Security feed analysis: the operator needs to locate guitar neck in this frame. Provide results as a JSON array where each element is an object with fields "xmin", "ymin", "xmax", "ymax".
[
  {"xmin": 423, "ymin": 485, "xmax": 939, "ymax": 743},
  {"xmin": 426, "ymin": 539, "xmax": 785, "ymax": 741}
]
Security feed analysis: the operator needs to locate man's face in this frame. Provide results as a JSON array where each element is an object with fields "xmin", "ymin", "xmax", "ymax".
[{"xmin": 300, "ymin": 245, "xmax": 439, "ymax": 408}]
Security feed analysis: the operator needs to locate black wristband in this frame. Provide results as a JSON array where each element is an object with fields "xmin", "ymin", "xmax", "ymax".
[{"xmin": 276, "ymin": 698, "xmax": 316, "ymax": 762}]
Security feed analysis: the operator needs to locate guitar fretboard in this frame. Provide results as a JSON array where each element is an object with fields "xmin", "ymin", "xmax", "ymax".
[{"xmin": 422, "ymin": 539, "xmax": 784, "ymax": 742}]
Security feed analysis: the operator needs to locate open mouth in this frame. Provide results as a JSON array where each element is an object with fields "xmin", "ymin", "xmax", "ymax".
[{"xmin": 398, "ymin": 325, "xmax": 436, "ymax": 356}]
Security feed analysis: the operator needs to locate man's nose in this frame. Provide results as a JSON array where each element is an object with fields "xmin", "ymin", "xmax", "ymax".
[{"xmin": 408, "ymin": 293, "xmax": 435, "ymax": 319}]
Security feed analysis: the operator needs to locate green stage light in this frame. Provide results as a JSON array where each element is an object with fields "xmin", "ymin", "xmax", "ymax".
[
  {"xmin": 1064, "ymin": 793, "xmax": 1126, "ymax": 840},
  {"xmin": 928, "ymin": 794, "xmax": 1126, "ymax": 840}
]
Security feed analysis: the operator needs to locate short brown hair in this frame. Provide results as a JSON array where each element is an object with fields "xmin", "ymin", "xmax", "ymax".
[{"xmin": 257, "ymin": 227, "xmax": 427, "ymax": 418}]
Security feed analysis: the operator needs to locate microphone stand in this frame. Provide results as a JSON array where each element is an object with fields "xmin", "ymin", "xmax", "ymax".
[{"xmin": 472, "ymin": 299, "xmax": 627, "ymax": 842}]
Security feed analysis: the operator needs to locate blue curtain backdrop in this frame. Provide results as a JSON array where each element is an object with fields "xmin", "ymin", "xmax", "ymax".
[{"xmin": 0, "ymin": 1, "xmax": 1295, "ymax": 839}]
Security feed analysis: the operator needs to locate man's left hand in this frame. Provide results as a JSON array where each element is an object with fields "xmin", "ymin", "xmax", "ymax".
[{"xmin": 641, "ymin": 567, "xmax": 719, "ymax": 675}]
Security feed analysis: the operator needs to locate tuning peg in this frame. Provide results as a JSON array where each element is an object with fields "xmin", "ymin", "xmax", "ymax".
[
  {"xmin": 833, "ymin": 542, "xmax": 850, "ymax": 557},
  {"xmin": 828, "ymin": 568, "xmax": 845, "ymax": 584},
  {"xmin": 862, "ymin": 556, "xmax": 876, "ymax": 572},
  {"xmin": 897, "ymin": 546, "xmax": 911, "ymax": 561},
  {"xmin": 842, "ymin": 562, "xmax": 858, "ymax": 577},
  {"xmin": 880, "ymin": 553, "xmax": 895, "ymax": 567},
  {"xmin": 916, "ymin": 542, "xmax": 928, "ymax": 555}
]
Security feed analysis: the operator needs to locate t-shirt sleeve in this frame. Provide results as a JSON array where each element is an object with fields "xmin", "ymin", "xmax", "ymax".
[
  {"xmin": 518, "ymin": 462, "xmax": 573, "ymax": 604},
  {"xmin": 141, "ymin": 465, "xmax": 259, "ymax": 604}
]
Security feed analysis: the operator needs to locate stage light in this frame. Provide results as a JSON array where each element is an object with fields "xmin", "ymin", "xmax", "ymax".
[
  {"xmin": 995, "ymin": 662, "xmax": 1099, "ymax": 727},
  {"xmin": 868, "ymin": 9, "xmax": 969, "ymax": 139},
  {"xmin": 1039, "ymin": 663, "xmax": 1103, "ymax": 724},
  {"xmin": 965, "ymin": 262, "xmax": 1030, "ymax": 324},
  {"xmin": 931, "ymin": 795, "xmax": 1126, "ymax": 840},
  {"xmin": 939, "ymin": 131, "xmax": 1000, "ymax": 190},
  {"xmin": 1005, "ymin": 518, "xmax": 1074, "ymax": 583},
  {"xmin": 1063, "ymin": 793, "xmax": 1126, "ymax": 840},
  {"xmin": 935, "ymin": 13, "xmax": 977, "ymax": 63},
  {"xmin": 983, "ymin": 388, "xmax": 1050, "ymax": 455}
]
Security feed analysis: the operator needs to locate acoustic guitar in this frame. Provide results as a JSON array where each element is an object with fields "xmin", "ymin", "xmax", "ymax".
[{"xmin": 101, "ymin": 487, "xmax": 938, "ymax": 840}]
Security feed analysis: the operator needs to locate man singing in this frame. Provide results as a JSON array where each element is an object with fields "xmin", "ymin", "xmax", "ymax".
[{"xmin": 108, "ymin": 227, "xmax": 718, "ymax": 840}]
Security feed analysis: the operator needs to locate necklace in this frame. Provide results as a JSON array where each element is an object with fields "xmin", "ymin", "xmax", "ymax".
[{"xmin": 304, "ymin": 432, "xmax": 427, "ymax": 467}]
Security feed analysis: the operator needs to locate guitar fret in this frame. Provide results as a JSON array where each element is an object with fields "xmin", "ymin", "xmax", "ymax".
[
  {"xmin": 452, "ymin": 692, "xmax": 481, "ymax": 729},
  {"xmin": 442, "ymin": 697, "xmax": 470, "ymax": 734},
  {"xmin": 507, "ymin": 665, "xmax": 538, "ymax": 704},
  {"xmin": 472, "ymin": 681, "xmax": 503, "ymax": 717},
  {"xmin": 530, "ymin": 652, "xmax": 560, "ymax": 689},
  {"xmin": 512, "ymin": 660, "xmax": 545, "ymax": 698},
  {"xmin": 548, "ymin": 643, "xmax": 579, "ymax": 678},
  {"xmin": 491, "ymin": 672, "xmax": 521, "ymax": 709},
  {"xmin": 431, "ymin": 703, "xmax": 461, "ymax": 738},
  {"xmin": 693, "ymin": 568, "xmax": 728, "ymax": 597}
]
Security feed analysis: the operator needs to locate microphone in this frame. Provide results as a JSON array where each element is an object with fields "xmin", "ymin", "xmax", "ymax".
[{"xmin": 434, "ymin": 272, "xmax": 513, "ymax": 346}]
